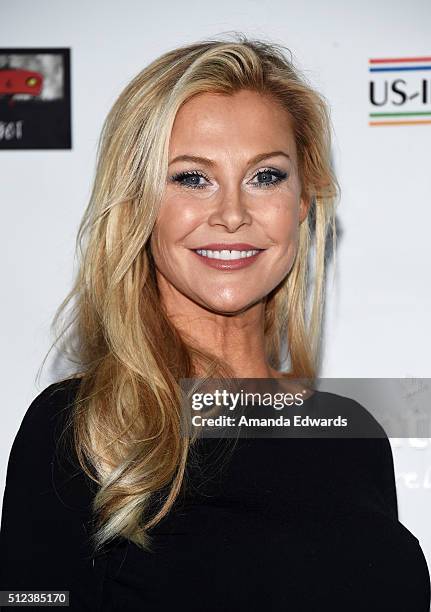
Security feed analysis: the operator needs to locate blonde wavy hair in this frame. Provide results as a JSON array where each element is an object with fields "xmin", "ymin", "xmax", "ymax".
[{"xmin": 47, "ymin": 33, "xmax": 339, "ymax": 553}]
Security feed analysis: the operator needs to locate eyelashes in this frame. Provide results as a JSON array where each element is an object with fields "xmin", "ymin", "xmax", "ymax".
[
  {"xmin": 168, "ymin": 167, "xmax": 289, "ymax": 191},
  {"xmin": 169, "ymin": 170, "xmax": 209, "ymax": 190}
]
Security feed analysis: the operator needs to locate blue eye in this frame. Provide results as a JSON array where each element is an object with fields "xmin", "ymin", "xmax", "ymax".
[
  {"xmin": 250, "ymin": 168, "xmax": 288, "ymax": 189},
  {"xmin": 169, "ymin": 167, "xmax": 288, "ymax": 191},
  {"xmin": 170, "ymin": 170, "xmax": 209, "ymax": 190}
]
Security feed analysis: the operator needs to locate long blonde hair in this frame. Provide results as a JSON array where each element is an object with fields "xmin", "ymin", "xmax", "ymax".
[{"xmin": 48, "ymin": 33, "xmax": 339, "ymax": 552}]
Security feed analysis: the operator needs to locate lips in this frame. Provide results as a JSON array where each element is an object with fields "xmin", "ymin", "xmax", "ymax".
[
  {"xmin": 190, "ymin": 247, "xmax": 264, "ymax": 270},
  {"xmin": 190, "ymin": 243, "xmax": 266, "ymax": 251}
]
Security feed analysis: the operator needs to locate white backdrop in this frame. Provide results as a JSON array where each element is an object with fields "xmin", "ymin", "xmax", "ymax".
[{"xmin": 1, "ymin": 0, "xmax": 430, "ymax": 578}]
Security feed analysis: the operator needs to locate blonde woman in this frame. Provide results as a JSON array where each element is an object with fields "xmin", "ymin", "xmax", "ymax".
[{"xmin": 1, "ymin": 35, "xmax": 429, "ymax": 611}]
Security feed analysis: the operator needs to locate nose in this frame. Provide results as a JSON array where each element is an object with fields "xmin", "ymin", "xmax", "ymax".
[{"xmin": 207, "ymin": 184, "xmax": 252, "ymax": 231}]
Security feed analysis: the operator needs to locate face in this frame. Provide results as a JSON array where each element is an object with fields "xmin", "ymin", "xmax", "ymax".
[{"xmin": 150, "ymin": 89, "xmax": 309, "ymax": 315}]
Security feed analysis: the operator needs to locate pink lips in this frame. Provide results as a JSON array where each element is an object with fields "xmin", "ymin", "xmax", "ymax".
[
  {"xmin": 192, "ymin": 243, "xmax": 265, "ymax": 251},
  {"xmin": 190, "ymin": 248, "xmax": 264, "ymax": 270}
]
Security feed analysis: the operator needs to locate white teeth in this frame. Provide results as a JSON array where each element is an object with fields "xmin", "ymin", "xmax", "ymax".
[{"xmin": 195, "ymin": 249, "xmax": 260, "ymax": 260}]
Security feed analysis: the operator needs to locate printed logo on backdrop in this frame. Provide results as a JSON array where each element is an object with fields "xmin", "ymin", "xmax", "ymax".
[
  {"xmin": 369, "ymin": 55, "xmax": 431, "ymax": 126},
  {"xmin": 0, "ymin": 48, "xmax": 71, "ymax": 149}
]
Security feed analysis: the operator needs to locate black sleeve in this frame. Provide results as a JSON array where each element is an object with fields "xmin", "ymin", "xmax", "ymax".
[
  {"xmin": 374, "ymin": 434, "xmax": 399, "ymax": 521},
  {"xmin": 0, "ymin": 380, "xmax": 103, "ymax": 611},
  {"xmin": 346, "ymin": 397, "xmax": 399, "ymax": 521},
  {"xmin": 306, "ymin": 392, "xmax": 400, "ymax": 522}
]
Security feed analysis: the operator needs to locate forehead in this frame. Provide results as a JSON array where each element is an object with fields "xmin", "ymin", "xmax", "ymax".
[{"xmin": 169, "ymin": 89, "xmax": 296, "ymax": 158}]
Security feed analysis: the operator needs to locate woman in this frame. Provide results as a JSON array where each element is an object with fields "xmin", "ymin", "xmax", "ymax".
[{"xmin": 1, "ymin": 35, "xmax": 430, "ymax": 611}]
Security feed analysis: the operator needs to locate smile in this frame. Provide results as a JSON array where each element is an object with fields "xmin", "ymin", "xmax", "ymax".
[
  {"xmin": 194, "ymin": 249, "xmax": 261, "ymax": 260},
  {"xmin": 190, "ymin": 248, "xmax": 265, "ymax": 270}
]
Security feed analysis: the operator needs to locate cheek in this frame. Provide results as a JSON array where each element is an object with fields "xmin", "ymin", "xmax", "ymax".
[
  {"xmin": 279, "ymin": 217, "xmax": 300, "ymax": 249},
  {"xmin": 150, "ymin": 216, "xmax": 173, "ymax": 265},
  {"xmin": 263, "ymin": 196, "xmax": 301, "ymax": 242},
  {"xmin": 157, "ymin": 193, "xmax": 203, "ymax": 237},
  {"xmin": 150, "ymin": 199, "xmax": 197, "ymax": 267}
]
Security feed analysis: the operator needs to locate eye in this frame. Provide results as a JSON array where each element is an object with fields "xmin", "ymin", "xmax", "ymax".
[
  {"xmin": 168, "ymin": 167, "xmax": 289, "ymax": 191},
  {"xmin": 249, "ymin": 168, "xmax": 288, "ymax": 189},
  {"xmin": 169, "ymin": 170, "xmax": 210, "ymax": 190}
]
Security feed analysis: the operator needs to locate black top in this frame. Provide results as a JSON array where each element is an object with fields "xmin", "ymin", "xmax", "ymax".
[{"xmin": 0, "ymin": 379, "xmax": 430, "ymax": 611}]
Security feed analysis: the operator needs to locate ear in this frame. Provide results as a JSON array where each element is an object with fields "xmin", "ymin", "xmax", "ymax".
[{"xmin": 299, "ymin": 196, "xmax": 311, "ymax": 224}]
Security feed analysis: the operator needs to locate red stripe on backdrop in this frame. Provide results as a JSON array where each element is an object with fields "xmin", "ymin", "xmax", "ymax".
[{"xmin": 369, "ymin": 56, "xmax": 431, "ymax": 64}]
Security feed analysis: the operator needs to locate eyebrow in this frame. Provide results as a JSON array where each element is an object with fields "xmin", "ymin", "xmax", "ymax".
[{"xmin": 168, "ymin": 150, "xmax": 291, "ymax": 167}]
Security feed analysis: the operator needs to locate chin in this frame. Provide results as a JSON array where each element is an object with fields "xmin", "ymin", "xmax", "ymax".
[{"xmin": 198, "ymin": 298, "xmax": 260, "ymax": 316}]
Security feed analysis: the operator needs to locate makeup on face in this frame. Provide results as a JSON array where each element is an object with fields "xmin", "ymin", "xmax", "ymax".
[
  {"xmin": 189, "ymin": 245, "xmax": 266, "ymax": 270},
  {"xmin": 167, "ymin": 151, "xmax": 292, "ymax": 201},
  {"xmin": 150, "ymin": 89, "xmax": 306, "ymax": 316}
]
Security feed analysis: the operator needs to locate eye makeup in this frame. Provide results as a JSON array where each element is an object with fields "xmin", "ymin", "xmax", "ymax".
[
  {"xmin": 168, "ymin": 167, "xmax": 289, "ymax": 191},
  {"xmin": 169, "ymin": 169, "xmax": 211, "ymax": 190},
  {"xmin": 249, "ymin": 168, "xmax": 288, "ymax": 189}
]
